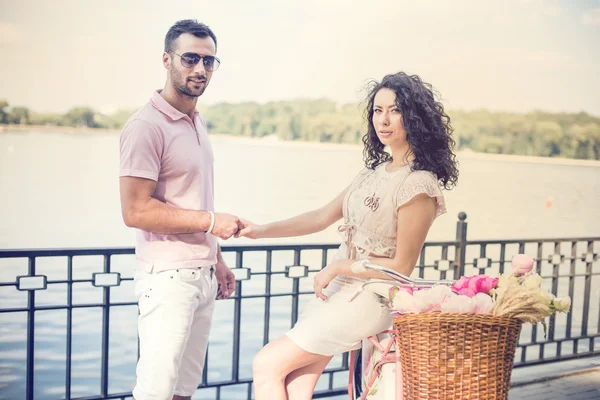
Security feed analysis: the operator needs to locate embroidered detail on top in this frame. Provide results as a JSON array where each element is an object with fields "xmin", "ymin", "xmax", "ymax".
[{"xmin": 364, "ymin": 193, "xmax": 380, "ymax": 212}]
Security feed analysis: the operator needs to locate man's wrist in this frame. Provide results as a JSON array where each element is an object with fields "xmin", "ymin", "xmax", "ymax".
[
  {"xmin": 198, "ymin": 210, "xmax": 213, "ymax": 232},
  {"xmin": 206, "ymin": 211, "xmax": 215, "ymax": 234}
]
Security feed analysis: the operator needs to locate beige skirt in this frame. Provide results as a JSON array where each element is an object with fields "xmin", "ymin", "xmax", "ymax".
[{"xmin": 285, "ymin": 276, "xmax": 393, "ymax": 356}]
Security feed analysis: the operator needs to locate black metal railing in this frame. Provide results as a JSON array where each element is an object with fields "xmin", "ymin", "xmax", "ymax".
[{"xmin": 0, "ymin": 213, "xmax": 598, "ymax": 400}]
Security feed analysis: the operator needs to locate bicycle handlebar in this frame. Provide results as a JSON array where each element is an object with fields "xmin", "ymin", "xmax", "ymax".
[{"xmin": 348, "ymin": 260, "xmax": 456, "ymax": 302}]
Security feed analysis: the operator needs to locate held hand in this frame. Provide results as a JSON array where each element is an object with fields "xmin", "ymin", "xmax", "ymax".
[
  {"xmin": 313, "ymin": 264, "xmax": 338, "ymax": 301},
  {"xmin": 214, "ymin": 261, "xmax": 236, "ymax": 300},
  {"xmin": 235, "ymin": 218, "xmax": 263, "ymax": 239},
  {"xmin": 211, "ymin": 213, "xmax": 242, "ymax": 240}
]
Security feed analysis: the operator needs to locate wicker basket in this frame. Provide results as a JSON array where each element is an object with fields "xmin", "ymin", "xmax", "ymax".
[{"xmin": 393, "ymin": 313, "xmax": 522, "ymax": 400}]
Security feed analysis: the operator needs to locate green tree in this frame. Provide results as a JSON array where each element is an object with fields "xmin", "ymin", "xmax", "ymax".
[
  {"xmin": 532, "ymin": 121, "xmax": 563, "ymax": 157},
  {"xmin": 29, "ymin": 112, "xmax": 63, "ymax": 126},
  {"xmin": 8, "ymin": 106, "xmax": 31, "ymax": 125},
  {"xmin": 2, "ymin": 98, "xmax": 599, "ymax": 160},
  {"xmin": 0, "ymin": 99, "xmax": 9, "ymax": 124},
  {"xmin": 62, "ymin": 107, "xmax": 99, "ymax": 128}
]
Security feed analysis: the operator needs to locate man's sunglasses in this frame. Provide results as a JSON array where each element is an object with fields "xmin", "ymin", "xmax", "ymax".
[{"xmin": 171, "ymin": 52, "xmax": 221, "ymax": 72}]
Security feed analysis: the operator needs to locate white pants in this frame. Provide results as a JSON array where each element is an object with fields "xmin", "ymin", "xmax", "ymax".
[{"xmin": 132, "ymin": 266, "xmax": 217, "ymax": 400}]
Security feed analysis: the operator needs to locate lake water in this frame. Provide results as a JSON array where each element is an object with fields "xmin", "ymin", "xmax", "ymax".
[{"xmin": 0, "ymin": 130, "xmax": 599, "ymax": 399}]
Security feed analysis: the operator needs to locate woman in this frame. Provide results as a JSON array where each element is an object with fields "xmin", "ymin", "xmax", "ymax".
[{"xmin": 238, "ymin": 72, "xmax": 459, "ymax": 399}]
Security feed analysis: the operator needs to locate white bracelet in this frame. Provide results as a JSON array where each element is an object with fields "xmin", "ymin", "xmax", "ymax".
[{"xmin": 206, "ymin": 211, "xmax": 215, "ymax": 234}]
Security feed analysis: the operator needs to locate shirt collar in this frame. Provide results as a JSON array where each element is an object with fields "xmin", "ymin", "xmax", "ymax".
[{"xmin": 150, "ymin": 90, "xmax": 199, "ymax": 122}]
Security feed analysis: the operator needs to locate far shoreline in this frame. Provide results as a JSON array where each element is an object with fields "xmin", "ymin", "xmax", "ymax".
[{"xmin": 2, "ymin": 124, "xmax": 600, "ymax": 168}]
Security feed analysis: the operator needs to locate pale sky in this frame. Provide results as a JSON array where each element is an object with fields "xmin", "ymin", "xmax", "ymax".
[{"xmin": 1, "ymin": 0, "xmax": 599, "ymax": 115}]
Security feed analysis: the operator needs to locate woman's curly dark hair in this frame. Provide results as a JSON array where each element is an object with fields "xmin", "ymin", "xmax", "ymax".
[{"xmin": 361, "ymin": 72, "xmax": 459, "ymax": 190}]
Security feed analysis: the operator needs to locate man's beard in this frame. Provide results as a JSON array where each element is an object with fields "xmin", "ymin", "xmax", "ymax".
[{"xmin": 171, "ymin": 68, "xmax": 207, "ymax": 98}]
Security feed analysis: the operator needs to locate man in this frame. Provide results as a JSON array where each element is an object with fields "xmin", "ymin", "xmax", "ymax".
[{"xmin": 119, "ymin": 19, "xmax": 241, "ymax": 400}]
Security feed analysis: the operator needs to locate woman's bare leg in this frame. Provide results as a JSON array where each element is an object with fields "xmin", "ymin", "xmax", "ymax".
[
  {"xmin": 253, "ymin": 336, "xmax": 332, "ymax": 400},
  {"xmin": 285, "ymin": 357, "xmax": 332, "ymax": 400}
]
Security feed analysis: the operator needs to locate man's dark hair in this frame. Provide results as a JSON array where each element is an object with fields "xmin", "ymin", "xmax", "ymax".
[{"xmin": 164, "ymin": 19, "xmax": 217, "ymax": 53}]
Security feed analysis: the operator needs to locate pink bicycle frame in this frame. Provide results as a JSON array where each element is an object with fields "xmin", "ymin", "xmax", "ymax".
[{"xmin": 348, "ymin": 330, "xmax": 402, "ymax": 400}]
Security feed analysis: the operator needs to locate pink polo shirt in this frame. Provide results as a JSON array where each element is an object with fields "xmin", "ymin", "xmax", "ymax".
[{"xmin": 119, "ymin": 90, "xmax": 217, "ymax": 272}]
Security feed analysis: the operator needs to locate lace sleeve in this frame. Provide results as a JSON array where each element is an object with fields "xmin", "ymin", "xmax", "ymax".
[{"xmin": 395, "ymin": 171, "xmax": 447, "ymax": 218}]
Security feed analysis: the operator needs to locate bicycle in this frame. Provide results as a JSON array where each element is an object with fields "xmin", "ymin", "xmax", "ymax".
[{"xmin": 347, "ymin": 261, "xmax": 455, "ymax": 400}]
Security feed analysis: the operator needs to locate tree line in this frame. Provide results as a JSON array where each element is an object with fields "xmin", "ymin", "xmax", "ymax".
[{"xmin": 1, "ymin": 98, "xmax": 599, "ymax": 160}]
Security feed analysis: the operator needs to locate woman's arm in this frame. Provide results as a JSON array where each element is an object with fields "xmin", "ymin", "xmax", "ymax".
[
  {"xmin": 238, "ymin": 186, "xmax": 348, "ymax": 239},
  {"xmin": 313, "ymin": 193, "xmax": 437, "ymax": 299}
]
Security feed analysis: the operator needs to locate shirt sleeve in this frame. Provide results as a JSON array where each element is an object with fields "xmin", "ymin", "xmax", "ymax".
[
  {"xmin": 395, "ymin": 171, "xmax": 447, "ymax": 218},
  {"xmin": 119, "ymin": 119, "xmax": 162, "ymax": 181}
]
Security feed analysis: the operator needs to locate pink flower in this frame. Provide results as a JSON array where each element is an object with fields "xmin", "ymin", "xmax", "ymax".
[
  {"xmin": 472, "ymin": 293, "xmax": 494, "ymax": 314},
  {"xmin": 391, "ymin": 286, "xmax": 452, "ymax": 313},
  {"xmin": 389, "ymin": 286, "xmax": 421, "ymax": 296},
  {"xmin": 414, "ymin": 285, "xmax": 453, "ymax": 312},
  {"xmin": 441, "ymin": 295, "xmax": 476, "ymax": 313},
  {"xmin": 392, "ymin": 291, "xmax": 421, "ymax": 313},
  {"xmin": 511, "ymin": 254, "xmax": 535, "ymax": 276},
  {"xmin": 453, "ymin": 276, "xmax": 470, "ymax": 290},
  {"xmin": 399, "ymin": 287, "xmax": 415, "ymax": 295},
  {"xmin": 480, "ymin": 277, "xmax": 499, "ymax": 293},
  {"xmin": 456, "ymin": 287, "xmax": 476, "ymax": 297},
  {"xmin": 452, "ymin": 275, "xmax": 498, "ymax": 298},
  {"xmin": 439, "ymin": 293, "xmax": 494, "ymax": 314}
]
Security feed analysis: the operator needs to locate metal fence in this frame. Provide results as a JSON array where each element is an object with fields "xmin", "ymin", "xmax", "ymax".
[{"xmin": 0, "ymin": 213, "xmax": 598, "ymax": 400}]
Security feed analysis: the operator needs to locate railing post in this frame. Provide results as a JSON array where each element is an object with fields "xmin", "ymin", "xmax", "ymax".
[
  {"xmin": 232, "ymin": 250, "xmax": 243, "ymax": 382},
  {"xmin": 100, "ymin": 254, "xmax": 111, "ymax": 398},
  {"xmin": 291, "ymin": 249, "xmax": 301, "ymax": 326},
  {"xmin": 26, "ymin": 256, "xmax": 36, "ymax": 400},
  {"xmin": 454, "ymin": 212, "xmax": 468, "ymax": 279}
]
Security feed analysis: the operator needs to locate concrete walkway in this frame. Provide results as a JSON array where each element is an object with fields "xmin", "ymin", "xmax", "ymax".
[
  {"xmin": 323, "ymin": 356, "xmax": 600, "ymax": 399},
  {"xmin": 508, "ymin": 357, "xmax": 600, "ymax": 399},
  {"xmin": 509, "ymin": 367, "xmax": 600, "ymax": 399}
]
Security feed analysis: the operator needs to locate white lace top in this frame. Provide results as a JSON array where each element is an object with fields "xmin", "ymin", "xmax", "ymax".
[{"xmin": 336, "ymin": 162, "xmax": 446, "ymax": 261}]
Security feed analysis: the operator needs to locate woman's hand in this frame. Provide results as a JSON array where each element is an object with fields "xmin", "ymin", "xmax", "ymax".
[
  {"xmin": 236, "ymin": 218, "xmax": 264, "ymax": 239},
  {"xmin": 313, "ymin": 263, "xmax": 340, "ymax": 301}
]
